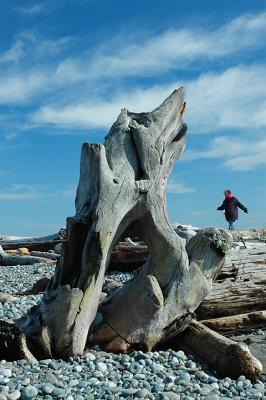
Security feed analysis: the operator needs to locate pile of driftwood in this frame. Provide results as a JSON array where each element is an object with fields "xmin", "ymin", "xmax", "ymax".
[{"xmin": 0, "ymin": 89, "xmax": 265, "ymax": 381}]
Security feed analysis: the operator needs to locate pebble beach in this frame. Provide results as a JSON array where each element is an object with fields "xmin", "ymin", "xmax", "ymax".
[{"xmin": 0, "ymin": 262, "xmax": 265, "ymax": 400}]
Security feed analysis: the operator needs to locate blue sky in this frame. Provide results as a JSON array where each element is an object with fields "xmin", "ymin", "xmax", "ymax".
[{"xmin": 0, "ymin": 0, "xmax": 266, "ymax": 236}]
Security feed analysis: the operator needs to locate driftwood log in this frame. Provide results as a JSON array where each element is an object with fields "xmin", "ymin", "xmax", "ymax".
[
  {"xmin": 175, "ymin": 320, "xmax": 262, "ymax": 381},
  {"xmin": 201, "ymin": 310, "xmax": 266, "ymax": 333},
  {"xmin": 13, "ymin": 88, "xmax": 233, "ymax": 359},
  {"xmin": 0, "ymin": 245, "xmax": 52, "ymax": 266},
  {"xmin": 0, "ymin": 232, "xmax": 65, "ymax": 252},
  {"xmin": 197, "ymin": 246, "xmax": 266, "ymax": 319}
]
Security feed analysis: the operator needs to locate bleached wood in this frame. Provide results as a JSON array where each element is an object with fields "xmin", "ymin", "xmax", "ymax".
[
  {"xmin": 17, "ymin": 88, "xmax": 232, "ymax": 358},
  {"xmin": 197, "ymin": 246, "xmax": 266, "ymax": 318},
  {"xmin": 201, "ymin": 310, "xmax": 266, "ymax": 333},
  {"xmin": 0, "ymin": 245, "xmax": 52, "ymax": 266},
  {"xmin": 176, "ymin": 320, "xmax": 263, "ymax": 381}
]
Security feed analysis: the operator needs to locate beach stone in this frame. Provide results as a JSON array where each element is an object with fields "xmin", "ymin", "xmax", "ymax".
[
  {"xmin": 135, "ymin": 388, "xmax": 150, "ymax": 398},
  {"xmin": 52, "ymin": 388, "xmax": 66, "ymax": 398},
  {"xmin": 88, "ymin": 377, "xmax": 100, "ymax": 386},
  {"xmin": 42, "ymin": 384, "xmax": 54, "ymax": 394},
  {"xmin": 21, "ymin": 378, "xmax": 31, "ymax": 386},
  {"xmin": 96, "ymin": 362, "xmax": 107, "ymax": 372},
  {"xmin": 151, "ymin": 363, "xmax": 164, "ymax": 372},
  {"xmin": 85, "ymin": 353, "xmax": 96, "ymax": 361},
  {"xmin": 48, "ymin": 361, "xmax": 60, "ymax": 370},
  {"xmin": 2, "ymin": 369, "xmax": 12, "ymax": 378},
  {"xmin": 130, "ymin": 362, "xmax": 142, "ymax": 374},
  {"xmin": 210, "ymin": 382, "xmax": 220, "ymax": 390},
  {"xmin": 122, "ymin": 388, "xmax": 138, "ymax": 395},
  {"xmin": 206, "ymin": 395, "xmax": 220, "ymax": 400},
  {"xmin": 161, "ymin": 393, "xmax": 180, "ymax": 400},
  {"xmin": 45, "ymin": 374, "xmax": 59, "ymax": 385},
  {"xmin": 21, "ymin": 386, "xmax": 38, "ymax": 399},
  {"xmin": 7, "ymin": 391, "xmax": 21, "ymax": 400},
  {"xmin": 73, "ymin": 365, "xmax": 82, "ymax": 373},
  {"xmin": 131, "ymin": 379, "xmax": 139, "ymax": 388},
  {"xmin": 152, "ymin": 384, "xmax": 164, "ymax": 393},
  {"xmin": 68, "ymin": 379, "xmax": 79, "ymax": 387},
  {"xmin": 0, "ymin": 395, "xmax": 7, "ymax": 400},
  {"xmin": 195, "ymin": 370, "xmax": 208, "ymax": 380},
  {"xmin": 134, "ymin": 373, "xmax": 146, "ymax": 379}
]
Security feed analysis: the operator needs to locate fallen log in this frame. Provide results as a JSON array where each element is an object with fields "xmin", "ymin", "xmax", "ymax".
[
  {"xmin": 201, "ymin": 310, "xmax": 266, "ymax": 333},
  {"xmin": 0, "ymin": 245, "xmax": 53, "ymax": 266},
  {"xmin": 197, "ymin": 253, "xmax": 266, "ymax": 319},
  {"xmin": 175, "ymin": 320, "xmax": 263, "ymax": 381},
  {"xmin": 0, "ymin": 239, "xmax": 64, "ymax": 252},
  {"xmin": 109, "ymin": 243, "xmax": 149, "ymax": 272},
  {"xmin": 30, "ymin": 251, "xmax": 60, "ymax": 261}
]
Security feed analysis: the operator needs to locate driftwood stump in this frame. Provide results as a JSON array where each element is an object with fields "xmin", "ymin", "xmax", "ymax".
[{"xmin": 16, "ymin": 88, "xmax": 233, "ymax": 359}]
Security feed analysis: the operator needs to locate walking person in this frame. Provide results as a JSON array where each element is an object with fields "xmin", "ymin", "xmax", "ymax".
[{"xmin": 217, "ymin": 190, "xmax": 248, "ymax": 230}]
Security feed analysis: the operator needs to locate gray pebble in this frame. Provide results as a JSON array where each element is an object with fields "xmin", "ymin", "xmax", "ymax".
[
  {"xmin": 162, "ymin": 393, "xmax": 180, "ymax": 400},
  {"xmin": 52, "ymin": 388, "xmax": 66, "ymax": 398},
  {"xmin": 7, "ymin": 391, "xmax": 21, "ymax": 400},
  {"xmin": 135, "ymin": 388, "xmax": 150, "ymax": 398},
  {"xmin": 21, "ymin": 385, "xmax": 38, "ymax": 399}
]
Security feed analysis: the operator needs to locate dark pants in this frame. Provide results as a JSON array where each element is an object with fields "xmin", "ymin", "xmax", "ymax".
[{"xmin": 228, "ymin": 219, "xmax": 235, "ymax": 230}]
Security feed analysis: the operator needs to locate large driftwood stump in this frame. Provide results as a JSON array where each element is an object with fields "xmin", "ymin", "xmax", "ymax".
[{"xmin": 18, "ymin": 88, "xmax": 232, "ymax": 358}]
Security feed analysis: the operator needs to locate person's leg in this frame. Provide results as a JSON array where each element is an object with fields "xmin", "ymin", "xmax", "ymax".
[{"xmin": 228, "ymin": 220, "xmax": 235, "ymax": 230}]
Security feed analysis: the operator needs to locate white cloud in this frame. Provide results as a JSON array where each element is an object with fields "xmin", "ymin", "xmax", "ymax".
[
  {"xmin": 0, "ymin": 184, "xmax": 41, "ymax": 200},
  {"xmin": 167, "ymin": 180, "xmax": 195, "ymax": 194},
  {"xmin": 31, "ymin": 63, "xmax": 266, "ymax": 135},
  {"xmin": 4, "ymin": 133, "xmax": 18, "ymax": 141},
  {"xmin": 55, "ymin": 12, "xmax": 266, "ymax": 80},
  {"xmin": 0, "ymin": 72, "xmax": 49, "ymax": 104},
  {"xmin": 1, "ymin": 11, "xmax": 266, "ymax": 106},
  {"xmin": 0, "ymin": 184, "xmax": 76, "ymax": 201},
  {"xmin": 16, "ymin": 3, "xmax": 46, "ymax": 16},
  {"xmin": 187, "ymin": 64, "xmax": 266, "ymax": 133},
  {"xmin": 224, "ymin": 151, "xmax": 266, "ymax": 171},
  {"xmin": 31, "ymin": 84, "xmax": 176, "ymax": 128},
  {"xmin": 184, "ymin": 136, "xmax": 266, "ymax": 171},
  {"xmin": 0, "ymin": 40, "xmax": 24, "ymax": 64}
]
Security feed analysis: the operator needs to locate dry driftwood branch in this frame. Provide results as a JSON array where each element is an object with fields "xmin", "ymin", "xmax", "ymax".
[
  {"xmin": 16, "ymin": 88, "xmax": 231, "ymax": 359},
  {"xmin": 201, "ymin": 310, "xmax": 266, "ymax": 333},
  {"xmin": 175, "ymin": 320, "xmax": 263, "ymax": 381}
]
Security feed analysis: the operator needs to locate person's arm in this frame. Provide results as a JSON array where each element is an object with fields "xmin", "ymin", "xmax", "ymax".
[
  {"xmin": 235, "ymin": 198, "xmax": 248, "ymax": 213},
  {"xmin": 217, "ymin": 200, "xmax": 226, "ymax": 210}
]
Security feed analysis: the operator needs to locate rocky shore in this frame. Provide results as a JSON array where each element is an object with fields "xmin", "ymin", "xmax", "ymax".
[{"xmin": 0, "ymin": 258, "xmax": 265, "ymax": 399}]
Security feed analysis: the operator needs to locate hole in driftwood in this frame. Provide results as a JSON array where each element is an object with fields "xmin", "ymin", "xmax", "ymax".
[{"xmin": 108, "ymin": 220, "xmax": 150, "ymax": 273}]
